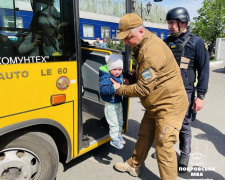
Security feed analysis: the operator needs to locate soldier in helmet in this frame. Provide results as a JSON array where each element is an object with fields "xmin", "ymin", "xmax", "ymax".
[{"xmin": 164, "ymin": 7, "xmax": 209, "ymax": 172}]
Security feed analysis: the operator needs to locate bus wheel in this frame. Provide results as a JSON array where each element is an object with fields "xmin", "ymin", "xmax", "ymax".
[{"xmin": 0, "ymin": 131, "xmax": 59, "ymax": 180}]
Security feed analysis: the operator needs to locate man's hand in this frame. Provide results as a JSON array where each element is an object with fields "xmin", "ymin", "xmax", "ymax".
[
  {"xmin": 192, "ymin": 98, "xmax": 204, "ymax": 112},
  {"xmin": 32, "ymin": 34, "xmax": 42, "ymax": 46},
  {"xmin": 110, "ymin": 78, "xmax": 120, "ymax": 90},
  {"xmin": 129, "ymin": 70, "xmax": 136, "ymax": 76},
  {"xmin": 123, "ymin": 78, "xmax": 130, "ymax": 85}
]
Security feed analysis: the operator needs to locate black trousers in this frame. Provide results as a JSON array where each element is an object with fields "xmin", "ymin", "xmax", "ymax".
[{"xmin": 179, "ymin": 91, "xmax": 195, "ymax": 156}]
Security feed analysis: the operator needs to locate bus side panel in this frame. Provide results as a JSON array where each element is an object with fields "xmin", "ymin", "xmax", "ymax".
[
  {"xmin": 0, "ymin": 102, "xmax": 75, "ymax": 158},
  {"xmin": 0, "ymin": 61, "xmax": 78, "ymax": 158}
]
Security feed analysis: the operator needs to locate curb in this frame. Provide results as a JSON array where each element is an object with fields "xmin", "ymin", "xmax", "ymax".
[{"xmin": 210, "ymin": 60, "xmax": 224, "ymax": 67}]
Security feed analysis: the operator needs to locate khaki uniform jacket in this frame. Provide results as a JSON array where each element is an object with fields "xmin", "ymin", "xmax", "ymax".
[{"xmin": 118, "ymin": 30, "xmax": 188, "ymax": 119}]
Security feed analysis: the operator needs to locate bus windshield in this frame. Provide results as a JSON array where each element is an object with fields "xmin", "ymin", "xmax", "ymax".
[{"xmin": 0, "ymin": 0, "xmax": 76, "ymax": 61}]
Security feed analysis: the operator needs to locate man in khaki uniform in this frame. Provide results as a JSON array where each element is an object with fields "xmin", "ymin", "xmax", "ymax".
[{"xmin": 111, "ymin": 13, "xmax": 189, "ymax": 180}]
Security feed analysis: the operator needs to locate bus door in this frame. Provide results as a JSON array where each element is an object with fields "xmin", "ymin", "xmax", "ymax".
[
  {"xmin": 79, "ymin": 46, "xmax": 130, "ymax": 153},
  {"xmin": 79, "ymin": 47, "xmax": 130, "ymax": 154},
  {"xmin": 75, "ymin": 1, "xmax": 131, "ymax": 155}
]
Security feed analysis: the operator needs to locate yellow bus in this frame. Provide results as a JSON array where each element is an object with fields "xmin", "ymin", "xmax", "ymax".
[{"xmin": 0, "ymin": 0, "xmax": 132, "ymax": 179}]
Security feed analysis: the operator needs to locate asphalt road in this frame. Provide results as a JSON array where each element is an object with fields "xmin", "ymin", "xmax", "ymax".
[{"xmin": 56, "ymin": 61, "xmax": 225, "ymax": 180}]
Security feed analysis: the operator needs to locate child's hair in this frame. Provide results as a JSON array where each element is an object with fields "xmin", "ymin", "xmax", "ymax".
[{"xmin": 105, "ymin": 54, "xmax": 123, "ymax": 71}]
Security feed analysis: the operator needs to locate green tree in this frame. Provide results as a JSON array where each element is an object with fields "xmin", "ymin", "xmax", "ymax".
[
  {"xmin": 133, "ymin": 2, "xmax": 168, "ymax": 23},
  {"xmin": 146, "ymin": 4, "xmax": 168, "ymax": 23},
  {"xmin": 190, "ymin": 0, "xmax": 225, "ymax": 58},
  {"xmin": 106, "ymin": 37, "xmax": 125, "ymax": 51},
  {"xmin": 92, "ymin": 0, "xmax": 98, "ymax": 13},
  {"xmin": 113, "ymin": 0, "xmax": 125, "ymax": 17}
]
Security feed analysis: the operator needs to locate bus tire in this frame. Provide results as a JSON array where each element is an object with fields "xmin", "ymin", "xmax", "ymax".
[{"xmin": 0, "ymin": 131, "xmax": 59, "ymax": 180}]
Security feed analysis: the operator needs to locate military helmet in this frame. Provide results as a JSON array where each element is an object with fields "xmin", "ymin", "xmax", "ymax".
[{"xmin": 166, "ymin": 7, "xmax": 190, "ymax": 22}]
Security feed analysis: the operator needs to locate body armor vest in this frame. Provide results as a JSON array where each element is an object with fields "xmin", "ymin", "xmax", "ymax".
[{"xmin": 165, "ymin": 34, "xmax": 195, "ymax": 70}]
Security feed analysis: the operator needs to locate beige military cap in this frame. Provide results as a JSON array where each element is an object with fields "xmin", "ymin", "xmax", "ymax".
[{"xmin": 116, "ymin": 13, "xmax": 143, "ymax": 39}]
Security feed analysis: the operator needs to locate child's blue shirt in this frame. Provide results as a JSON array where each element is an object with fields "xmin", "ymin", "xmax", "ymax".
[{"xmin": 99, "ymin": 64, "xmax": 123, "ymax": 103}]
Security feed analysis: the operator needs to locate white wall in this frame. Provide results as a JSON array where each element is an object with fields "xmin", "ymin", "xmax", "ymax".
[{"xmin": 215, "ymin": 38, "xmax": 225, "ymax": 61}]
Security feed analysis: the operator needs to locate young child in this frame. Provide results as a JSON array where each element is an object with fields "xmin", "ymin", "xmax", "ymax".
[{"xmin": 99, "ymin": 54, "xmax": 125, "ymax": 149}]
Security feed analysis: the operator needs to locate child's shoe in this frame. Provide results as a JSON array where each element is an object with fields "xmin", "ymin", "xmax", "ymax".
[
  {"xmin": 118, "ymin": 134, "xmax": 126, "ymax": 144},
  {"xmin": 110, "ymin": 139, "xmax": 124, "ymax": 149}
]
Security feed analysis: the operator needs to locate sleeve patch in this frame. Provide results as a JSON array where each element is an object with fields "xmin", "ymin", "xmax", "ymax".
[{"xmin": 141, "ymin": 68, "xmax": 151, "ymax": 81}]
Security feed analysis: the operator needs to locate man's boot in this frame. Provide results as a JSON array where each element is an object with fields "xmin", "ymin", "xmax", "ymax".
[
  {"xmin": 178, "ymin": 155, "xmax": 189, "ymax": 173},
  {"xmin": 115, "ymin": 161, "xmax": 140, "ymax": 177}
]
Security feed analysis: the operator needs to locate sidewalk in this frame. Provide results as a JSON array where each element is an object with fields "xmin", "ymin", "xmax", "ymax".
[{"xmin": 210, "ymin": 60, "xmax": 224, "ymax": 67}]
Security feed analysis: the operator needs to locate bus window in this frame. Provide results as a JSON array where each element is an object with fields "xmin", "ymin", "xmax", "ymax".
[
  {"xmin": 152, "ymin": 32, "xmax": 157, "ymax": 35},
  {"xmin": 3, "ymin": 16, "xmax": 23, "ymax": 29},
  {"xmin": 83, "ymin": 24, "xmax": 94, "ymax": 37},
  {"xmin": 0, "ymin": 0, "xmax": 33, "ymax": 56},
  {"xmin": 17, "ymin": 0, "xmax": 63, "ymax": 57},
  {"xmin": 0, "ymin": 0, "xmax": 76, "ymax": 59},
  {"xmin": 101, "ymin": 26, "xmax": 110, "ymax": 38}
]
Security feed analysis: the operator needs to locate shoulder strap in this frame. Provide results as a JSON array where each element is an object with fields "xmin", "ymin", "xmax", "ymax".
[{"xmin": 181, "ymin": 33, "xmax": 194, "ymax": 56}]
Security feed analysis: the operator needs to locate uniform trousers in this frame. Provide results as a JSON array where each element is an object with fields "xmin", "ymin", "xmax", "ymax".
[
  {"xmin": 104, "ymin": 102, "xmax": 123, "ymax": 140},
  {"xmin": 179, "ymin": 91, "xmax": 195, "ymax": 157},
  {"xmin": 127, "ymin": 109, "xmax": 186, "ymax": 180}
]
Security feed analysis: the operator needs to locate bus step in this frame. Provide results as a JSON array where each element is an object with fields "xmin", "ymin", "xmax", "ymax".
[{"xmin": 82, "ymin": 134, "xmax": 90, "ymax": 148}]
